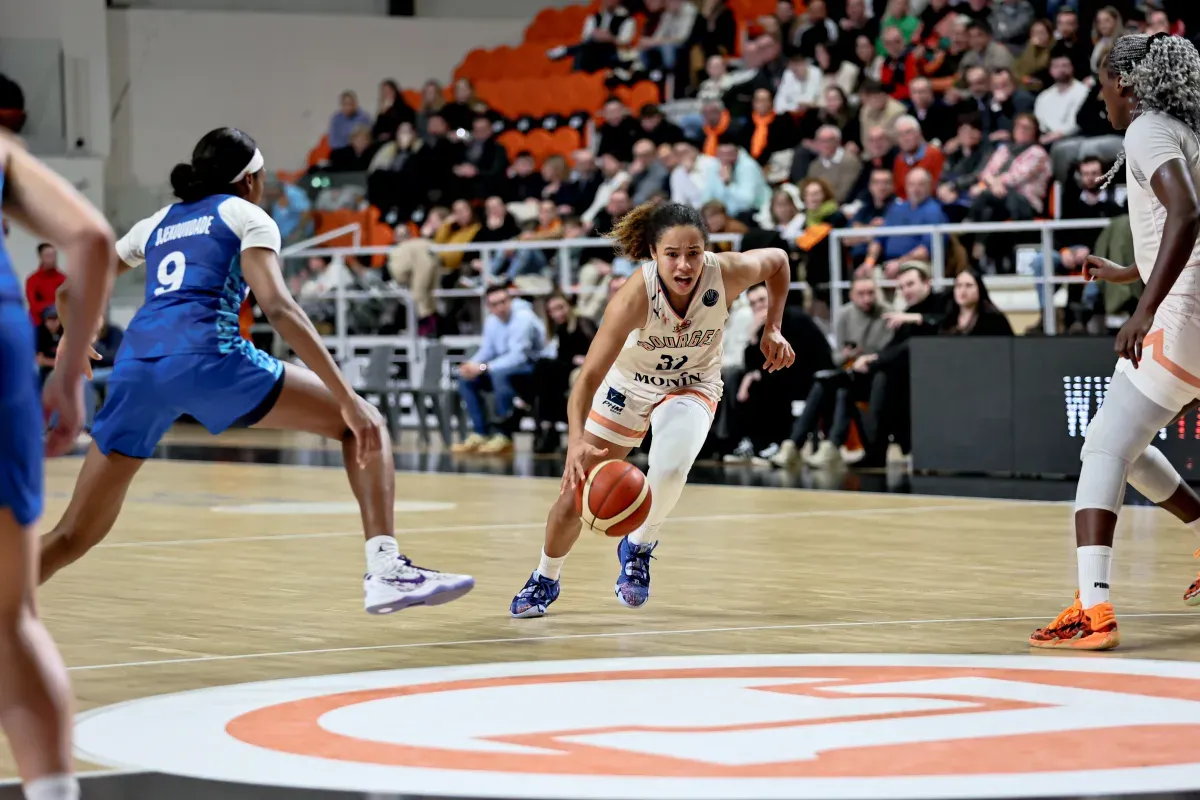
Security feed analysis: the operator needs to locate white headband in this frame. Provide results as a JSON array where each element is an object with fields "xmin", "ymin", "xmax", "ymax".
[{"xmin": 231, "ymin": 148, "xmax": 264, "ymax": 183}]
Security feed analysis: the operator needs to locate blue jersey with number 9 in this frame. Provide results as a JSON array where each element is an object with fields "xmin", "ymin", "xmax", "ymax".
[{"xmin": 116, "ymin": 194, "xmax": 281, "ymax": 360}]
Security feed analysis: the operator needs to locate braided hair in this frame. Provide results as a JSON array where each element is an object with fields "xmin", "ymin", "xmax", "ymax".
[{"xmin": 1101, "ymin": 33, "xmax": 1200, "ymax": 188}]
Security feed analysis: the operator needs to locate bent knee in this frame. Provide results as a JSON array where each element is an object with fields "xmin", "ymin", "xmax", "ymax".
[{"xmin": 650, "ymin": 464, "xmax": 690, "ymax": 486}]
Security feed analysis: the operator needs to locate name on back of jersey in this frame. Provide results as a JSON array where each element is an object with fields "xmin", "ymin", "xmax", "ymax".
[
  {"xmin": 636, "ymin": 329, "xmax": 717, "ymax": 352},
  {"xmin": 154, "ymin": 215, "xmax": 215, "ymax": 247}
]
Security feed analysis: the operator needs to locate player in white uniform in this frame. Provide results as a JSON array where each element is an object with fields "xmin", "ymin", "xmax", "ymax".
[
  {"xmin": 1031, "ymin": 33, "xmax": 1200, "ymax": 650},
  {"xmin": 509, "ymin": 201, "xmax": 794, "ymax": 617}
]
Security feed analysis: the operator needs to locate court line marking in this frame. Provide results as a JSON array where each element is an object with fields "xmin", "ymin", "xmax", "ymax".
[
  {"xmin": 51, "ymin": 451, "xmax": 1079, "ymax": 507},
  {"xmin": 66, "ymin": 611, "xmax": 1198, "ymax": 673},
  {"xmin": 94, "ymin": 503, "xmax": 1004, "ymax": 549}
]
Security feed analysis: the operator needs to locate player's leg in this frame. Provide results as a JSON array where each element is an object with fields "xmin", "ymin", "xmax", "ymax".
[
  {"xmin": 250, "ymin": 362, "xmax": 473, "ymax": 612},
  {"xmin": 0, "ymin": 512, "xmax": 78, "ymax": 800},
  {"xmin": 616, "ymin": 395, "xmax": 712, "ymax": 608},
  {"xmin": 0, "ymin": 304, "xmax": 77, "ymax": 799},
  {"xmin": 1030, "ymin": 369, "xmax": 1181, "ymax": 650},
  {"xmin": 40, "ymin": 356, "xmax": 162, "ymax": 583},
  {"xmin": 39, "ymin": 446, "xmax": 144, "ymax": 583},
  {"xmin": 1124, "ymin": 434, "xmax": 1200, "ymax": 604},
  {"xmin": 510, "ymin": 429, "xmax": 633, "ymax": 618}
]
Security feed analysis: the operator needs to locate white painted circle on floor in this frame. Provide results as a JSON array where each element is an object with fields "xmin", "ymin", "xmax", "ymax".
[
  {"xmin": 73, "ymin": 653, "xmax": 1200, "ymax": 798},
  {"xmin": 211, "ymin": 501, "xmax": 456, "ymax": 515}
]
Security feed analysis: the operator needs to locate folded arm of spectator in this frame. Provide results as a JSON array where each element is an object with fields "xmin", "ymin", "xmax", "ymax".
[{"xmin": 998, "ymin": 145, "xmax": 1049, "ymax": 189}]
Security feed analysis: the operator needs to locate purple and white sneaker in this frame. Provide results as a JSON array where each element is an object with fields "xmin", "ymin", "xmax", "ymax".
[{"xmin": 364, "ymin": 556, "xmax": 475, "ymax": 614}]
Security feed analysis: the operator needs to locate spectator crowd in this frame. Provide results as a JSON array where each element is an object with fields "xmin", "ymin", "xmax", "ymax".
[{"xmin": 194, "ymin": 0, "xmax": 1200, "ymax": 461}]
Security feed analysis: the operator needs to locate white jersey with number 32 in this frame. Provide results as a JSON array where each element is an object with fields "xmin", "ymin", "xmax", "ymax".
[{"xmin": 607, "ymin": 251, "xmax": 728, "ymax": 395}]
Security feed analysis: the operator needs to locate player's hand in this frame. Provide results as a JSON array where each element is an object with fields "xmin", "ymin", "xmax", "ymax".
[
  {"xmin": 1115, "ymin": 308, "xmax": 1154, "ymax": 369},
  {"xmin": 56, "ymin": 332, "xmax": 101, "ymax": 380},
  {"xmin": 760, "ymin": 327, "xmax": 794, "ymax": 373},
  {"xmin": 342, "ymin": 395, "xmax": 386, "ymax": 467},
  {"xmin": 561, "ymin": 437, "xmax": 608, "ymax": 495},
  {"xmin": 42, "ymin": 367, "xmax": 85, "ymax": 457},
  {"xmin": 1085, "ymin": 255, "xmax": 1140, "ymax": 285}
]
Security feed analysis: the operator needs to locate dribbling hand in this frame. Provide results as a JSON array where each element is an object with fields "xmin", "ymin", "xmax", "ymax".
[
  {"xmin": 342, "ymin": 395, "xmax": 386, "ymax": 468},
  {"xmin": 561, "ymin": 438, "xmax": 608, "ymax": 495},
  {"xmin": 760, "ymin": 328, "xmax": 795, "ymax": 373},
  {"xmin": 42, "ymin": 368, "xmax": 85, "ymax": 457}
]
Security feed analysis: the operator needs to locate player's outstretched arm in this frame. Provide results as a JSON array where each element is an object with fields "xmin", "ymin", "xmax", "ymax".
[
  {"xmin": 559, "ymin": 272, "xmax": 649, "ymax": 491},
  {"xmin": 1, "ymin": 131, "xmax": 116, "ymax": 455},
  {"xmin": 240, "ymin": 247, "xmax": 355, "ymax": 403},
  {"xmin": 1, "ymin": 133, "xmax": 115, "ymax": 380},
  {"xmin": 717, "ymin": 248, "xmax": 795, "ymax": 372},
  {"xmin": 1118, "ymin": 159, "xmax": 1200, "ymax": 366}
]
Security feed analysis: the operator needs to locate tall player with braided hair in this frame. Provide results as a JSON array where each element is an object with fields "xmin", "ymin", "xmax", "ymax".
[
  {"xmin": 1031, "ymin": 33, "xmax": 1200, "ymax": 650},
  {"xmin": 509, "ymin": 202, "xmax": 794, "ymax": 617}
]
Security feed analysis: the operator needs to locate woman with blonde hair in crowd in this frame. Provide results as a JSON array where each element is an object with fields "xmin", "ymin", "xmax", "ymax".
[
  {"xmin": 415, "ymin": 80, "xmax": 446, "ymax": 136},
  {"xmin": 794, "ymin": 177, "xmax": 847, "ymax": 312},
  {"xmin": 1014, "ymin": 18, "xmax": 1055, "ymax": 92},
  {"xmin": 1090, "ymin": 6, "xmax": 1124, "ymax": 76}
]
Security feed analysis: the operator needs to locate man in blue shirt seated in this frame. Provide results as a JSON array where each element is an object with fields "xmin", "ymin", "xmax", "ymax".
[
  {"xmin": 843, "ymin": 168, "xmax": 897, "ymax": 264},
  {"xmin": 454, "ymin": 284, "xmax": 546, "ymax": 455},
  {"xmin": 859, "ymin": 168, "xmax": 947, "ymax": 279}
]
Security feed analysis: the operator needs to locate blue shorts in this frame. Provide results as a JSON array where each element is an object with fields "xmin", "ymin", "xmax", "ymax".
[
  {"xmin": 92, "ymin": 343, "xmax": 284, "ymax": 459},
  {"xmin": 0, "ymin": 302, "xmax": 43, "ymax": 526}
]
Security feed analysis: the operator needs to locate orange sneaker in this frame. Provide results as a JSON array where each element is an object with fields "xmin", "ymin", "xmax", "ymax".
[
  {"xmin": 1029, "ymin": 592, "xmax": 1120, "ymax": 650},
  {"xmin": 1184, "ymin": 548, "xmax": 1200, "ymax": 607}
]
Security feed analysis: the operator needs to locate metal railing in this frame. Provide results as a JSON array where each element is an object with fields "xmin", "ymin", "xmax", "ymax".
[
  {"xmin": 287, "ymin": 232, "xmax": 750, "ymax": 360},
  {"xmin": 284, "ymin": 218, "xmax": 1115, "ymax": 367},
  {"xmin": 826, "ymin": 218, "xmax": 1113, "ymax": 337},
  {"xmin": 281, "ymin": 222, "xmax": 362, "ymax": 256}
]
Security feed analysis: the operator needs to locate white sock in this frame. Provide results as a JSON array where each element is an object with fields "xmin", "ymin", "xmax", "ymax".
[
  {"xmin": 628, "ymin": 522, "xmax": 661, "ymax": 547},
  {"xmin": 24, "ymin": 775, "xmax": 79, "ymax": 800},
  {"xmin": 366, "ymin": 535, "xmax": 399, "ymax": 572},
  {"xmin": 1078, "ymin": 545, "xmax": 1113, "ymax": 608},
  {"xmin": 536, "ymin": 549, "xmax": 566, "ymax": 581}
]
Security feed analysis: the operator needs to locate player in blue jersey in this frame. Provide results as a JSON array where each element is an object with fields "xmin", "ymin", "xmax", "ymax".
[
  {"xmin": 0, "ymin": 89, "xmax": 117, "ymax": 800},
  {"xmin": 41, "ymin": 127, "xmax": 474, "ymax": 613}
]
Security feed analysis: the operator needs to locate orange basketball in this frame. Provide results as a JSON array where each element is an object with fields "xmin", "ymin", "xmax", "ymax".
[{"xmin": 575, "ymin": 459, "xmax": 652, "ymax": 538}]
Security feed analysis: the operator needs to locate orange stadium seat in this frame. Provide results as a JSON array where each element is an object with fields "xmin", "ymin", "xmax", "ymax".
[
  {"xmin": 524, "ymin": 129, "xmax": 555, "ymax": 166},
  {"xmin": 616, "ymin": 81, "xmax": 660, "ymax": 114},
  {"xmin": 550, "ymin": 126, "xmax": 582, "ymax": 155},
  {"xmin": 495, "ymin": 129, "xmax": 527, "ymax": 161},
  {"xmin": 526, "ymin": 7, "xmax": 561, "ymax": 41}
]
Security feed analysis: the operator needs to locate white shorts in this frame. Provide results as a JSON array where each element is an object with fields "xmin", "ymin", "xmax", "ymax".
[
  {"xmin": 1122, "ymin": 294, "xmax": 1200, "ymax": 412},
  {"xmin": 584, "ymin": 376, "xmax": 721, "ymax": 448}
]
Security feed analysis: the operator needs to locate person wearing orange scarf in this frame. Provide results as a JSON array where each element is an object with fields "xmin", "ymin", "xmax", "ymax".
[
  {"xmin": 700, "ymin": 100, "xmax": 730, "ymax": 156},
  {"xmin": 743, "ymin": 88, "xmax": 798, "ymax": 165}
]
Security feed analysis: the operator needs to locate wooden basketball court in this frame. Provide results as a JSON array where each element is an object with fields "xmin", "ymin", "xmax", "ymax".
[{"xmin": 5, "ymin": 427, "xmax": 1200, "ymax": 785}]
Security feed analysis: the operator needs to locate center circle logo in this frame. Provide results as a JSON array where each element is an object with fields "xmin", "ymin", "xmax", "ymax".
[{"xmin": 74, "ymin": 654, "xmax": 1200, "ymax": 799}]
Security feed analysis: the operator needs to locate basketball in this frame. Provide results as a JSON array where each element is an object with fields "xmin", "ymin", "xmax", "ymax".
[{"xmin": 575, "ymin": 459, "xmax": 652, "ymax": 538}]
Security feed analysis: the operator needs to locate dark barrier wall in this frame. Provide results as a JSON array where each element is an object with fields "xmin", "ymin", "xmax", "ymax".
[{"xmin": 911, "ymin": 337, "xmax": 1200, "ymax": 477}]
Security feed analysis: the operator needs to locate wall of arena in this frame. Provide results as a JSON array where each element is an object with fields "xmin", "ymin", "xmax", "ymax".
[{"xmin": 105, "ymin": 8, "xmax": 529, "ymax": 197}]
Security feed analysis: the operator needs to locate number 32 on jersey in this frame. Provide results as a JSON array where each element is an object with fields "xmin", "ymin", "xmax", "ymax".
[{"xmin": 656, "ymin": 354, "xmax": 688, "ymax": 371}]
